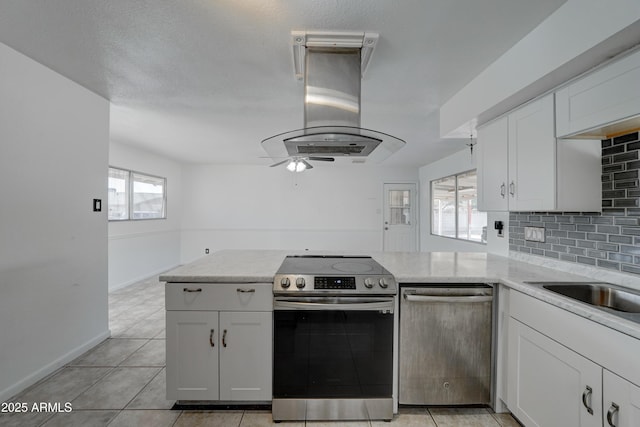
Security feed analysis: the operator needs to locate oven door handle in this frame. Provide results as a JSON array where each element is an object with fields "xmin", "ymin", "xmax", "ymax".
[{"xmin": 274, "ymin": 299, "xmax": 394, "ymax": 312}]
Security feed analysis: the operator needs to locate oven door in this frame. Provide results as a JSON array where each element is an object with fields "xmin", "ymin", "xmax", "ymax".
[{"xmin": 273, "ymin": 296, "xmax": 394, "ymax": 400}]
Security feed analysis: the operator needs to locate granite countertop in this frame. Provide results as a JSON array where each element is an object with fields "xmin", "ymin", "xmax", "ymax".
[{"xmin": 159, "ymin": 249, "xmax": 640, "ymax": 340}]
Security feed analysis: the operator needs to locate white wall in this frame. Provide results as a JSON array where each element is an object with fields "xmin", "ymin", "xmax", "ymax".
[
  {"xmin": 180, "ymin": 164, "xmax": 419, "ymax": 263},
  {"xmin": 441, "ymin": 0, "xmax": 640, "ymax": 138},
  {"xmin": 419, "ymin": 148, "xmax": 509, "ymax": 255},
  {"xmin": 0, "ymin": 42, "xmax": 110, "ymax": 401},
  {"xmin": 108, "ymin": 141, "xmax": 183, "ymax": 290}
]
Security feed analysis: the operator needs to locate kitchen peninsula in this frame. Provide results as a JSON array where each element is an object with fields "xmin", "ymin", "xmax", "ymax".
[
  {"xmin": 160, "ymin": 250, "xmax": 640, "ymax": 426},
  {"xmin": 159, "ymin": 249, "xmax": 640, "ymax": 336}
]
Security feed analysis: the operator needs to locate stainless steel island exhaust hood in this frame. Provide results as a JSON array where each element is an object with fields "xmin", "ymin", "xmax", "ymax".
[{"xmin": 261, "ymin": 31, "xmax": 405, "ymax": 166}]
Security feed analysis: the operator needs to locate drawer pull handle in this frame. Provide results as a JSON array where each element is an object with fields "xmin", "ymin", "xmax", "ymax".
[
  {"xmin": 209, "ymin": 329, "xmax": 215, "ymax": 347},
  {"xmin": 606, "ymin": 402, "xmax": 619, "ymax": 427},
  {"xmin": 237, "ymin": 288, "xmax": 256, "ymax": 293},
  {"xmin": 582, "ymin": 385, "xmax": 593, "ymax": 415},
  {"xmin": 509, "ymin": 181, "xmax": 515, "ymax": 197},
  {"xmin": 500, "ymin": 183, "xmax": 506, "ymax": 198},
  {"xmin": 183, "ymin": 288, "xmax": 202, "ymax": 293},
  {"xmin": 222, "ymin": 329, "xmax": 228, "ymax": 347}
]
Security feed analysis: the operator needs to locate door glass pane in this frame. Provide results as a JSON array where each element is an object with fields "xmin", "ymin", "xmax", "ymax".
[
  {"xmin": 431, "ymin": 176, "xmax": 457, "ymax": 238},
  {"xmin": 132, "ymin": 173, "xmax": 166, "ymax": 219},
  {"xmin": 389, "ymin": 190, "xmax": 410, "ymax": 225},
  {"xmin": 108, "ymin": 167, "xmax": 129, "ymax": 220},
  {"xmin": 456, "ymin": 171, "xmax": 486, "ymax": 242}
]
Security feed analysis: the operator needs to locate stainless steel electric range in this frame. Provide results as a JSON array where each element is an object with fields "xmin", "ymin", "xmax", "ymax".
[{"xmin": 272, "ymin": 255, "xmax": 396, "ymax": 422}]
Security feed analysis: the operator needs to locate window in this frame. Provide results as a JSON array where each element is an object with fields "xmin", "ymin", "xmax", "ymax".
[
  {"xmin": 431, "ymin": 170, "xmax": 486, "ymax": 243},
  {"xmin": 108, "ymin": 167, "xmax": 166, "ymax": 221},
  {"xmin": 388, "ymin": 189, "xmax": 411, "ymax": 225}
]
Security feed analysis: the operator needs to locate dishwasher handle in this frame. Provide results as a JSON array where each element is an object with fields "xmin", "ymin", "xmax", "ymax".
[{"xmin": 403, "ymin": 293, "xmax": 493, "ymax": 303}]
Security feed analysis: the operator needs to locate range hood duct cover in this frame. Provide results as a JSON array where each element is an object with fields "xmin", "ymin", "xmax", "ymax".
[{"xmin": 262, "ymin": 35, "xmax": 404, "ymax": 163}]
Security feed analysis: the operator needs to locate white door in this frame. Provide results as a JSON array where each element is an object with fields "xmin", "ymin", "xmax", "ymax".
[
  {"xmin": 477, "ymin": 116, "xmax": 509, "ymax": 211},
  {"xmin": 383, "ymin": 183, "xmax": 417, "ymax": 252},
  {"xmin": 507, "ymin": 318, "xmax": 602, "ymax": 427},
  {"xmin": 508, "ymin": 93, "xmax": 556, "ymax": 211},
  {"xmin": 166, "ymin": 311, "xmax": 219, "ymax": 401},
  {"xmin": 219, "ymin": 311, "xmax": 272, "ymax": 401},
  {"xmin": 603, "ymin": 369, "xmax": 640, "ymax": 427}
]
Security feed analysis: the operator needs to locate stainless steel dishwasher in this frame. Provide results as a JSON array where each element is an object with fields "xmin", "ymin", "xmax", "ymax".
[{"xmin": 399, "ymin": 284, "xmax": 493, "ymax": 405}]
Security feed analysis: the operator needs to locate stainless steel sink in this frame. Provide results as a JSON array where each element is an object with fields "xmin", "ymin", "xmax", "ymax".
[{"xmin": 524, "ymin": 281, "xmax": 640, "ymax": 323}]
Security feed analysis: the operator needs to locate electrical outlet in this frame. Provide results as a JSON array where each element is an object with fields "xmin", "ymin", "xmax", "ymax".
[{"xmin": 524, "ymin": 226, "xmax": 545, "ymax": 243}]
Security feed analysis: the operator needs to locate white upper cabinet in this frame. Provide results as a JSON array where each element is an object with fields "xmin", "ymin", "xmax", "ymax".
[
  {"xmin": 477, "ymin": 93, "xmax": 601, "ymax": 212},
  {"xmin": 556, "ymin": 49, "xmax": 640, "ymax": 139},
  {"xmin": 477, "ymin": 116, "xmax": 509, "ymax": 212},
  {"xmin": 508, "ymin": 93, "xmax": 557, "ymax": 211}
]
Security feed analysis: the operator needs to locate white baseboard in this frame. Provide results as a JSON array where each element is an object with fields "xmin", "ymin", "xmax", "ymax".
[
  {"xmin": 109, "ymin": 264, "xmax": 180, "ymax": 292},
  {"xmin": 0, "ymin": 330, "xmax": 111, "ymax": 403}
]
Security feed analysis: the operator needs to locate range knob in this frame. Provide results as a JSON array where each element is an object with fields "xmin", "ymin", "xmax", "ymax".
[
  {"xmin": 379, "ymin": 278, "xmax": 389, "ymax": 288},
  {"xmin": 295, "ymin": 277, "xmax": 306, "ymax": 289},
  {"xmin": 280, "ymin": 277, "xmax": 291, "ymax": 289},
  {"xmin": 364, "ymin": 278, "xmax": 374, "ymax": 289}
]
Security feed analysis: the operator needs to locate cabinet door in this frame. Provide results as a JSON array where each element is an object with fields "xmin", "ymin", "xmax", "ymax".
[
  {"xmin": 507, "ymin": 319, "xmax": 601, "ymax": 427},
  {"xmin": 556, "ymin": 49, "xmax": 640, "ymax": 138},
  {"xmin": 603, "ymin": 370, "xmax": 640, "ymax": 427},
  {"xmin": 477, "ymin": 116, "xmax": 509, "ymax": 211},
  {"xmin": 166, "ymin": 311, "xmax": 219, "ymax": 400},
  {"xmin": 219, "ymin": 311, "xmax": 272, "ymax": 401},
  {"xmin": 508, "ymin": 94, "xmax": 557, "ymax": 211}
]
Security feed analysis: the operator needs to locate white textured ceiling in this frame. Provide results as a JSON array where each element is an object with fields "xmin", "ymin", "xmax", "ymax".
[{"xmin": 0, "ymin": 0, "xmax": 566, "ymax": 167}]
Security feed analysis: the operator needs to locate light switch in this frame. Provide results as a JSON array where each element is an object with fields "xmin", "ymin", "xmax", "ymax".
[
  {"xmin": 93, "ymin": 199, "xmax": 102, "ymax": 212},
  {"xmin": 524, "ymin": 226, "xmax": 545, "ymax": 242}
]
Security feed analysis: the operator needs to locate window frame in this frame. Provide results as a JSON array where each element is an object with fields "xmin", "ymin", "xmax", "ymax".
[
  {"xmin": 108, "ymin": 166, "xmax": 167, "ymax": 221},
  {"xmin": 430, "ymin": 169, "xmax": 486, "ymax": 244}
]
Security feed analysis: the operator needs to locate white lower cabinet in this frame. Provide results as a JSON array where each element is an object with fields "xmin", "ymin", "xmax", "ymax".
[
  {"xmin": 219, "ymin": 311, "xmax": 272, "ymax": 401},
  {"xmin": 508, "ymin": 290, "xmax": 640, "ymax": 427},
  {"xmin": 165, "ymin": 283, "xmax": 272, "ymax": 402},
  {"xmin": 508, "ymin": 319, "xmax": 602, "ymax": 427},
  {"xmin": 166, "ymin": 311, "xmax": 220, "ymax": 401},
  {"xmin": 603, "ymin": 370, "xmax": 640, "ymax": 427}
]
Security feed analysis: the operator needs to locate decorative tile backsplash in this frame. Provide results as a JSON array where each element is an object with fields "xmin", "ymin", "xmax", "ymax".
[{"xmin": 509, "ymin": 131, "xmax": 640, "ymax": 275}]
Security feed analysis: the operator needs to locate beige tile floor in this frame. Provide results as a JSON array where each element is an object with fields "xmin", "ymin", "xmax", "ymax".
[{"xmin": 1, "ymin": 275, "xmax": 522, "ymax": 427}]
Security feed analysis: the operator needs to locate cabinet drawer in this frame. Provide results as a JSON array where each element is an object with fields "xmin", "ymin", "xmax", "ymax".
[{"xmin": 166, "ymin": 283, "xmax": 272, "ymax": 311}]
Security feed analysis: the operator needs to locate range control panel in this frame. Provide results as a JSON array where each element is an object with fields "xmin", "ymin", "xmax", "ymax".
[
  {"xmin": 314, "ymin": 277, "xmax": 356, "ymax": 290},
  {"xmin": 273, "ymin": 274, "xmax": 397, "ymax": 295}
]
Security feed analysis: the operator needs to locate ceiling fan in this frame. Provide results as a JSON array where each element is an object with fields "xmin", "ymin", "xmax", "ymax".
[{"xmin": 269, "ymin": 156, "xmax": 335, "ymax": 172}]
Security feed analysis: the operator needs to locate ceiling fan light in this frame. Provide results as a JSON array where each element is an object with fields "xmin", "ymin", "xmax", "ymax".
[{"xmin": 286, "ymin": 159, "xmax": 307, "ymax": 172}]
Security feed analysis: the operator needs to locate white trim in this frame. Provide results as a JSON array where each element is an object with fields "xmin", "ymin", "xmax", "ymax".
[
  {"xmin": 109, "ymin": 264, "xmax": 181, "ymax": 291},
  {"xmin": 0, "ymin": 330, "xmax": 110, "ymax": 403},
  {"xmin": 108, "ymin": 229, "xmax": 181, "ymax": 241}
]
